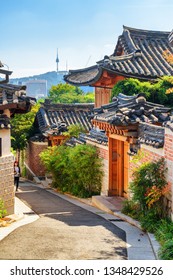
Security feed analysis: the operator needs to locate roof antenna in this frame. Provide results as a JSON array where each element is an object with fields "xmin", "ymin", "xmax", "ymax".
[{"xmin": 85, "ymin": 55, "xmax": 91, "ymax": 67}]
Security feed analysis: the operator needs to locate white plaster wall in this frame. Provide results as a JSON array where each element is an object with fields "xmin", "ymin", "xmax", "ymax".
[{"xmin": 0, "ymin": 129, "xmax": 11, "ymax": 156}]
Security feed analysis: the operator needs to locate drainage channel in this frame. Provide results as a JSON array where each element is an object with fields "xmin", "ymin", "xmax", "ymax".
[{"xmin": 108, "ymin": 219, "xmax": 124, "ymax": 222}]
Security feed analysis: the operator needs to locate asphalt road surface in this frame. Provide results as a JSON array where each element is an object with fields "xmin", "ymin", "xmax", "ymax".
[{"xmin": 0, "ymin": 182, "xmax": 127, "ymax": 260}]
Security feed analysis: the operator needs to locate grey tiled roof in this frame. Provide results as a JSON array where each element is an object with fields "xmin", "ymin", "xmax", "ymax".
[
  {"xmin": 64, "ymin": 26, "xmax": 173, "ymax": 86},
  {"xmin": 93, "ymin": 93, "xmax": 171, "ymax": 126},
  {"xmin": 64, "ymin": 65, "xmax": 102, "ymax": 86},
  {"xmin": 0, "ymin": 83, "xmax": 36, "ymax": 115},
  {"xmin": 35, "ymin": 100, "xmax": 94, "ymax": 136},
  {"xmin": 108, "ymin": 26, "xmax": 173, "ymax": 79},
  {"xmin": 65, "ymin": 129, "xmax": 108, "ymax": 147},
  {"xmin": 93, "ymin": 93, "xmax": 173, "ymax": 148},
  {"xmin": 138, "ymin": 123, "xmax": 165, "ymax": 148}
]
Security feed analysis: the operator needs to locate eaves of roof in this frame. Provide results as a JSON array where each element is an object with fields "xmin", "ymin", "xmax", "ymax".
[
  {"xmin": 0, "ymin": 68, "xmax": 13, "ymax": 76},
  {"xmin": 64, "ymin": 65, "xmax": 103, "ymax": 86}
]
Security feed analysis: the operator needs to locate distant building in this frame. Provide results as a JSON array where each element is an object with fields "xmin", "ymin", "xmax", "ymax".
[{"xmin": 25, "ymin": 79, "xmax": 47, "ymax": 99}]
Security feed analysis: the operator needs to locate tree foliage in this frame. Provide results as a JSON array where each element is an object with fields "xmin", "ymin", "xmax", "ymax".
[
  {"xmin": 49, "ymin": 83, "xmax": 94, "ymax": 103},
  {"xmin": 11, "ymin": 103, "xmax": 40, "ymax": 152},
  {"xmin": 111, "ymin": 77, "xmax": 173, "ymax": 106},
  {"xmin": 130, "ymin": 158, "xmax": 168, "ymax": 215},
  {"xmin": 62, "ymin": 124, "xmax": 86, "ymax": 140}
]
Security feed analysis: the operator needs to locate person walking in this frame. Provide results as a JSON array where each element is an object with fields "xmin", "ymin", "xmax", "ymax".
[{"xmin": 14, "ymin": 161, "xmax": 20, "ymax": 191}]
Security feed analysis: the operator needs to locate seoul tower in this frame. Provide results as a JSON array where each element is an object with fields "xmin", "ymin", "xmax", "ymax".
[{"xmin": 56, "ymin": 48, "xmax": 59, "ymax": 72}]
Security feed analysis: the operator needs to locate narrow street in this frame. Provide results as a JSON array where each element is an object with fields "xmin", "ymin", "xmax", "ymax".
[{"xmin": 0, "ymin": 181, "xmax": 127, "ymax": 260}]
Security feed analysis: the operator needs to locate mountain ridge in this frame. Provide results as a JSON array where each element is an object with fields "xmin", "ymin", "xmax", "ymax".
[{"xmin": 9, "ymin": 71, "xmax": 60, "ymax": 90}]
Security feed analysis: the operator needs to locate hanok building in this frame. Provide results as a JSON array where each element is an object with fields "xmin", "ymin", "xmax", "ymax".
[
  {"xmin": 65, "ymin": 26, "xmax": 173, "ymax": 218},
  {"xmin": 26, "ymin": 100, "xmax": 94, "ymax": 178},
  {"xmin": 0, "ymin": 62, "xmax": 35, "ymax": 214}
]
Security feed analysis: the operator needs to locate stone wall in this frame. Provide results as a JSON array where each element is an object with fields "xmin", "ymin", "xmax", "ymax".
[
  {"xmin": 0, "ymin": 154, "xmax": 14, "ymax": 215},
  {"xmin": 25, "ymin": 141, "xmax": 48, "ymax": 178}
]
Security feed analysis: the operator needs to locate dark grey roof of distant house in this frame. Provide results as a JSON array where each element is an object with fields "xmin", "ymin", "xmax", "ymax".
[
  {"xmin": 35, "ymin": 100, "xmax": 94, "ymax": 136},
  {"xmin": 0, "ymin": 114, "xmax": 10, "ymax": 129},
  {"xmin": 64, "ymin": 26, "xmax": 173, "ymax": 86},
  {"xmin": 65, "ymin": 129, "xmax": 108, "ymax": 147},
  {"xmin": 0, "ymin": 83, "xmax": 36, "ymax": 115}
]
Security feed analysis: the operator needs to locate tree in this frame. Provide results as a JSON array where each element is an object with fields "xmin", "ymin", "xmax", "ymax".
[
  {"xmin": 162, "ymin": 50, "xmax": 173, "ymax": 94},
  {"xmin": 49, "ymin": 83, "xmax": 94, "ymax": 103},
  {"xmin": 111, "ymin": 77, "xmax": 173, "ymax": 106},
  {"xmin": 11, "ymin": 103, "xmax": 40, "ymax": 163}
]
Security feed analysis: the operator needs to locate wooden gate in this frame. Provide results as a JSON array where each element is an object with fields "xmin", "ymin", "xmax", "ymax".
[{"xmin": 108, "ymin": 137, "xmax": 129, "ymax": 197}]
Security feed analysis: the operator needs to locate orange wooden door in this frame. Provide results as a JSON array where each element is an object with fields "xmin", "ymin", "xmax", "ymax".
[
  {"xmin": 111, "ymin": 138, "xmax": 118, "ymax": 195},
  {"xmin": 109, "ymin": 138, "xmax": 129, "ymax": 196},
  {"xmin": 123, "ymin": 142, "xmax": 129, "ymax": 198}
]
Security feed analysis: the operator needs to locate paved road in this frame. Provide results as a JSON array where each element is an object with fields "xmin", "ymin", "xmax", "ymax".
[{"xmin": 0, "ymin": 182, "xmax": 127, "ymax": 260}]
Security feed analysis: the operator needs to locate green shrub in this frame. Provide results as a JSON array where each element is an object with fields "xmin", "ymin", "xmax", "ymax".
[
  {"xmin": 0, "ymin": 199, "xmax": 7, "ymax": 218},
  {"xmin": 122, "ymin": 157, "xmax": 172, "ymax": 259},
  {"xmin": 139, "ymin": 210, "xmax": 160, "ymax": 233},
  {"xmin": 121, "ymin": 199, "xmax": 141, "ymax": 219},
  {"xmin": 158, "ymin": 240, "xmax": 173, "ymax": 260},
  {"xmin": 40, "ymin": 143, "xmax": 103, "ymax": 198},
  {"xmin": 155, "ymin": 219, "xmax": 173, "ymax": 245},
  {"xmin": 130, "ymin": 158, "xmax": 168, "ymax": 218}
]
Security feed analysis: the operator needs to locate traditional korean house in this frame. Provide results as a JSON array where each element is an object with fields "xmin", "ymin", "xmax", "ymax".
[
  {"xmin": 0, "ymin": 62, "xmax": 35, "ymax": 214},
  {"xmin": 67, "ymin": 93, "xmax": 172, "ymax": 217},
  {"xmin": 26, "ymin": 99, "xmax": 94, "ymax": 177},
  {"xmin": 64, "ymin": 26, "xmax": 173, "ymax": 108}
]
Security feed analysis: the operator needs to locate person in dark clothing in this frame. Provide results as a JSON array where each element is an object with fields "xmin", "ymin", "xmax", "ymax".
[{"xmin": 14, "ymin": 161, "xmax": 20, "ymax": 191}]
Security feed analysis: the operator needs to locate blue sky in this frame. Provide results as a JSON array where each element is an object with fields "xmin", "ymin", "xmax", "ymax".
[{"xmin": 0, "ymin": 0, "xmax": 173, "ymax": 78}]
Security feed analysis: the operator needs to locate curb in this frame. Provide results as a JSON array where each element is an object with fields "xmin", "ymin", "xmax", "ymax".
[{"xmin": 91, "ymin": 194, "xmax": 160, "ymax": 259}]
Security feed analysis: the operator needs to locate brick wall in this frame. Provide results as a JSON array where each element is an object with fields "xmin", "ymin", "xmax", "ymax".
[
  {"xmin": 0, "ymin": 155, "xmax": 14, "ymax": 215},
  {"xmin": 25, "ymin": 141, "xmax": 48, "ymax": 177}
]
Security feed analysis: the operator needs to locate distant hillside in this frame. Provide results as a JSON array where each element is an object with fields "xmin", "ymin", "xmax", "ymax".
[
  {"xmin": 9, "ymin": 71, "xmax": 60, "ymax": 90},
  {"xmin": 6, "ymin": 70, "xmax": 93, "ymax": 93}
]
